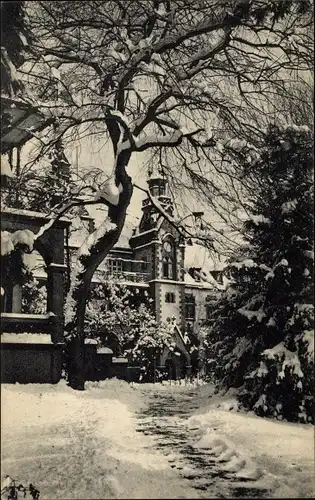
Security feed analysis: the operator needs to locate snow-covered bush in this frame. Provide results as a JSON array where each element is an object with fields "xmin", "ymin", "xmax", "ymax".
[
  {"xmin": 1, "ymin": 230, "xmax": 35, "ymax": 296},
  {"xmin": 22, "ymin": 277, "xmax": 47, "ymax": 314},
  {"xmin": 204, "ymin": 124, "xmax": 314, "ymax": 422},
  {"xmin": 85, "ymin": 276, "xmax": 173, "ymax": 381},
  {"xmin": 0, "ymin": 230, "xmax": 47, "ymax": 314}
]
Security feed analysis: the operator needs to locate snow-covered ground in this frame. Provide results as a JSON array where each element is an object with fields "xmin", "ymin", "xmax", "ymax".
[
  {"xmin": 185, "ymin": 384, "xmax": 315, "ymax": 498},
  {"xmin": 1, "ymin": 380, "xmax": 314, "ymax": 499}
]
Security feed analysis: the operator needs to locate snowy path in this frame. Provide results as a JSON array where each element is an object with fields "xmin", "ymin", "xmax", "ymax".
[
  {"xmin": 136, "ymin": 388, "xmax": 270, "ymax": 499},
  {"xmin": 136, "ymin": 383, "xmax": 314, "ymax": 499},
  {"xmin": 1, "ymin": 381, "xmax": 313, "ymax": 499}
]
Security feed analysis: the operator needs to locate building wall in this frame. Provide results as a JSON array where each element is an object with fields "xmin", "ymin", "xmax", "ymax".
[
  {"xmin": 158, "ymin": 281, "xmax": 185, "ymax": 325},
  {"xmin": 133, "ymin": 245, "xmax": 153, "ymax": 277},
  {"xmin": 184, "ymin": 285, "xmax": 215, "ymax": 336}
]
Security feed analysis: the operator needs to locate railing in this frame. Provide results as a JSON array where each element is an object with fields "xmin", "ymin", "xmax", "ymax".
[{"xmin": 98, "ymin": 270, "xmax": 151, "ymax": 283}]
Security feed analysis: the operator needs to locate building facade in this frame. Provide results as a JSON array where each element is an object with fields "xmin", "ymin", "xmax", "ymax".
[
  {"xmin": 68, "ymin": 172, "xmax": 225, "ymax": 376},
  {"xmin": 1, "ymin": 169, "xmax": 224, "ymax": 380}
]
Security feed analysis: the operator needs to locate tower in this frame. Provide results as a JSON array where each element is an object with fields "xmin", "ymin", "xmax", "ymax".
[
  {"xmin": 129, "ymin": 168, "xmax": 191, "ymax": 377},
  {"xmin": 139, "ymin": 168, "xmax": 174, "ymax": 233}
]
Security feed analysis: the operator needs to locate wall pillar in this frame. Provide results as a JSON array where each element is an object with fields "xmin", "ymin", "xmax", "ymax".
[{"xmin": 46, "ymin": 263, "xmax": 67, "ymax": 343}]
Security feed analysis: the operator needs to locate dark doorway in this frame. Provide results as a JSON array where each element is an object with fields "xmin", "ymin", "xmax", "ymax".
[{"xmin": 165, "ymin": 358, "xmax": 177, "ymax": 380}]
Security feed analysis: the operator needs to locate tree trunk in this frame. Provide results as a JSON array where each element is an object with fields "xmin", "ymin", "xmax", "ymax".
[
  {"xmin": 67, "ymin": 337, "xmax": 85, "ymax": 390},
  {"xmin": 67, "ymin": 144, "xmax": 133, "ymax": 390}
]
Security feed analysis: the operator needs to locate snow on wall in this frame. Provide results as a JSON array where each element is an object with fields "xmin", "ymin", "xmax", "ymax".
[
  {"xmin": 0, "ymin": 155, "xmax": 13, "ymax": 177},
  {"xmin": 1, "ymin": 312, "xmax": 55, "ymax": 319},
  {"xmin": 1, "ymin": 332, "xmax": 52, "ymax": 344}
]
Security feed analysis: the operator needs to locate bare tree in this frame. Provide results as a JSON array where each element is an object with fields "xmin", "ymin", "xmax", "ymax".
[{"xmin": 14, "ymin": 0, "xmax": 313, "ymax": 388}]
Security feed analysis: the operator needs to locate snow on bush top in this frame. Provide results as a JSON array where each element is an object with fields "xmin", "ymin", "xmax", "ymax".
[{"xmin": 1, "ymin": 229, "xmax": 35, "ymax": 255}]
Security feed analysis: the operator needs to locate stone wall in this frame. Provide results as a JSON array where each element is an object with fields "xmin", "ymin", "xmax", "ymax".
[{"xmin": 1, "ymin": 343, "xmax": 63, "ymax": 384}]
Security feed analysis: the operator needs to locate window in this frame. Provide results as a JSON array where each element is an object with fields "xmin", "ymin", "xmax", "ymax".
[
  {"xmin": 162, "ymin": 239, "xmax": 175, "ymax": 279},
  {"xmin": 141, "ymin": 255, "xmax": 148, "ymax": 273},
  {"xmin": 165, "ymin": 292, "xmax": 175, "ymax": 303},
  {"xmin": 211, "ymin": 270, "xmax": 223, "ymax": 284},
  {"xmin": 108, "ymin": 259, "xmax": 123, "ymax": 275},
  {"xmin": 163, "ymin": 256, "xmax": 174, "ymax": 279},
  {"xmin": 185, "ymin": 294, "xmax": 196, "ymax": 320},
  {"xmin": 205, "ymin": 294, "xmax": 215, "ymax": 320}
]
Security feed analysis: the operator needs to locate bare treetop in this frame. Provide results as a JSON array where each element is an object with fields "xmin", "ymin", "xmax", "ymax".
[{"xmin": 23, "ymin": 0, "xmax": 312, "ymax": 155}]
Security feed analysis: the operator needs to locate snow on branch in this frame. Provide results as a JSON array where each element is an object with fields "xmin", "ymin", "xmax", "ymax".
[
  {"xmin": 302, "ymin": 330, "xmax": 314, "ymax": 361},
  {"xmin": 134, "ymin": 129, "xmax": 183, "ymax": 151},
  {"xmin": 134, "ymin": 126, "xmax": 205, "ymax": 151},
  {"xmin": 262, "ymin": 342, "xmax": 304, "ymax": 379},
  {"xmin": 238, "ymin": 307, "xmax": 266, "ymax": 323},
  {"xmin": 249, "ymin": 215, "xmax": 271, "ymax": 226},
  {"xmin": 77, "ymin": 218, "xmax": 117, "ymax": 258}
]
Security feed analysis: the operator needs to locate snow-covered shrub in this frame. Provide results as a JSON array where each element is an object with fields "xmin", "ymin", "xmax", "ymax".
[
  {"xmin": 85, "ymin": 276, "xmax": 173, "ymax": 381},
  {"xmin": 1, "ymin": 231, "xmax": 35, "ymax": 297},
  {"xmin": 22, "ymin": 277, "xmax": 47, "ymax": 314},
  {"xmin": 240, "ymin": 336, "xmax": 314, "ymax": 422},
  {"xmin": 204, "ymin": 124, "xmax": 314, "ymax": 422}
]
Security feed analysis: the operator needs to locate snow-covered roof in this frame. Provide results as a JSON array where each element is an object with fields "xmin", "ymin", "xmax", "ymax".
[
  {"xmin": 183, "ymin": 271, "xmax": 213, "ymax": 289},
  {"xmin": 1, "ymin": 207, "xmax": 71, "ymax": 224},
  {"xmin": 184, "ymin": 243, "xmax": 225, "ymax": 272}
]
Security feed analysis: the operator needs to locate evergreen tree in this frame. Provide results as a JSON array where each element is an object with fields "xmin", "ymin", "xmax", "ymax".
[
  {"xmin": 204, "ymin": 123, "xmax": 314, "ymax": 422},
  {"xmin": 0, "ymin": 0, "xmax": 30, "ymax": 96}
]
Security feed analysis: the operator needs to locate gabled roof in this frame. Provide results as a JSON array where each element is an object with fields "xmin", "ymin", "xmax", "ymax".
[{"xmin": 1, "ymin": 96, "xmax": 53, "ymax": 154}]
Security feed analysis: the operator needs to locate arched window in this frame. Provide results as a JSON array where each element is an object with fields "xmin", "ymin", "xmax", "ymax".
[
  {"xmin": 162, "ymin": 238, "xmax": 176, "ymax": 279},
  {"xmin": 163, "ymin": 256, "xmax": 174, "ymax": 279},
  {"xmin": 158, "ymin": 184, "xmax": 165, "ymax": 196},
  {"xmin": 165, "ymin": 292, "xmax": 175, "ymax": 303}
]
